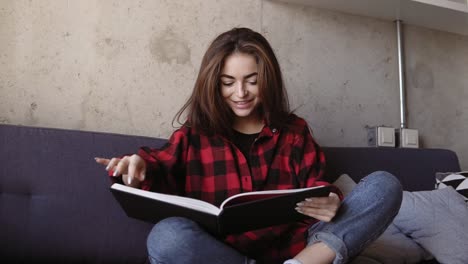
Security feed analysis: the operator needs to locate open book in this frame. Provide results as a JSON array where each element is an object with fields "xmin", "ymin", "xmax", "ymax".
[{"xmin": 110, "ymin": 183, "xmax": 330, "ymax": 236}]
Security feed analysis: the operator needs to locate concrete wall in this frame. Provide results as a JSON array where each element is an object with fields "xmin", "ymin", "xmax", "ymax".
[{"xmin": 1, "ymin": 0, "xmax": 467, "ymax": 169}]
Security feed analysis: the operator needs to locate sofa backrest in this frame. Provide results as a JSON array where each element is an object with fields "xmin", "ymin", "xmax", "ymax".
[
  {"xmin": 0, "ymin": 124, "xmax": 164, "ymax": 263},
  {"xmin": 322, "ymin": 147, "xmax": 461, "ymax": 191},
  {"xmin": 0, "ymin": 124, "xmax": 461, "ymax": 262}
]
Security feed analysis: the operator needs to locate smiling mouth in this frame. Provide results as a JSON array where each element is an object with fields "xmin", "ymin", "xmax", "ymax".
[
  {"xmin": 232, "ymin": 99, "xmax": 254, "ymax": 109},
  {"xmin": 233, "ymin": 99, "xmax": 253, "ymax": 105}
]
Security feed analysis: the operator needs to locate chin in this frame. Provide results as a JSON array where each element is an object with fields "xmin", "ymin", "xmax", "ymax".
[{"xmin": 232, "ymin": 109, "xmax": 255, "ymax": 118}]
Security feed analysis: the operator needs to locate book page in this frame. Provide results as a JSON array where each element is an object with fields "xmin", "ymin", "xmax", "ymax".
[
  {"xmin": 220, "ymin": 185, "xmax": 327, "ymax": 209},
  {"xmin": 111, "ymin": 184, "xmax": 221, "ymax": 215}
]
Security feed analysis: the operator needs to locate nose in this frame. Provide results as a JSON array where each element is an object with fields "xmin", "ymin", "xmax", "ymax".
[{"xmin": 235, "ymin": 82, "xmax": 247, "ymax": 97}]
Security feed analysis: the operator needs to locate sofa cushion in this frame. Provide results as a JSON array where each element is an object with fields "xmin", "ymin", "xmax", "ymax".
[
  {"xmin": 355, "ymin": 223, "xmax": 430, "ymax": 264},
  {"xmin": 333, "ymin": 174, "xmax": 429, "ymax": 264},
  {"xmin": 435, "ymin": 171, "xmax": 468, "ymax": 201},
  {"xmin": 392, "ymin": 187, "xmax": 468, "ymax": 264}
]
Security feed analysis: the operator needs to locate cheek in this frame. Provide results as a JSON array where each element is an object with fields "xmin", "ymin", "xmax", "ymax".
[
  {"xmin": 252, "ymin": 86, "xmax": 260, "ymax": 99},
  {"xmin": 221, "ymin": 87, "xmax": 231, "ymax": 98}
]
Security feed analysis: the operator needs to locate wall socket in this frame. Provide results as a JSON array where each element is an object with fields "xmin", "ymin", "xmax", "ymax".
[
  {"xmin": 396, "ymin": 128, "xmax": 419, "ymax": 148},
  {"xmin": 367, "ymin": 126, "xmax": 396, "ymax": 147}
]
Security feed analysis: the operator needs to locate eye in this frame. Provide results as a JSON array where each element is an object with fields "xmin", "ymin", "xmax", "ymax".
[
  {"xmin": 247, "ymin": 80, "xmax": 257, "ymax": 85},
  {"xmin": 222, "ymin": 82, "xmax": 234, "ymax": 87}
]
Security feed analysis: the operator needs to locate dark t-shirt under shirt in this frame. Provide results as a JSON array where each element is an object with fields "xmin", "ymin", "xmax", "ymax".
[{"xmin": 231, "ymin": 130, "xmax": 260, "ymax": 167}]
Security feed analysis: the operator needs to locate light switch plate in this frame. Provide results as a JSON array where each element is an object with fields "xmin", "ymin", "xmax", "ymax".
[
  {"xmin": 367, "ymin": 126, "xmax": 396, "ymax": 147},
  {"xmin": 400, "ymin": 128, "xmax": 419, "ymax": 148},
  {"xmin": 377, "ymin": 127, "xmax": 395, "ymax": 147}
]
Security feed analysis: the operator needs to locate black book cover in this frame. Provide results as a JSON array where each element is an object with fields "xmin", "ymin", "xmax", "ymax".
[{"xmin": 110, "ymin": 184, "xmax": 331, "ymax": 236}]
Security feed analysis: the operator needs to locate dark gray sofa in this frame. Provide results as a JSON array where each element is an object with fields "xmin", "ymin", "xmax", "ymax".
[{"xmin": 0, "ymin": 124, "xmax": 460, "ymax": 263}]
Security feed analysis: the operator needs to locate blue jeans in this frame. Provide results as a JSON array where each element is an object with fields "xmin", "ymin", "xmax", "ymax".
[{"xmin": 147, "ymin": 171, "xmax": 402, "ymax": 264}]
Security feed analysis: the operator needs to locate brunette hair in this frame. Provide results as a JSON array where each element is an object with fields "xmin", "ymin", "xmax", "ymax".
[{"xmin": 174, "ymin": 27, "xmax": 290, "ymax": 136}]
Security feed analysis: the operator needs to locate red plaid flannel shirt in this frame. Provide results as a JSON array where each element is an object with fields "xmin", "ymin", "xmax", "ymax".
[{"xmin": 137, "ymin": 114, "xmax": 340, "ymax": 263}]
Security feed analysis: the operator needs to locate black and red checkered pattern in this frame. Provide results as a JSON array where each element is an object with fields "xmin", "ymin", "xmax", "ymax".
[{"xmin": 135, "ymin": 114, "xmax": 337, "ymax": 263}]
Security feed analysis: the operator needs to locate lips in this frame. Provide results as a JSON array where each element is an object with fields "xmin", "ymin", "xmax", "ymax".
[{"xmin": 232, "ymin": 99, "xmax": 254, "ymax": 109}]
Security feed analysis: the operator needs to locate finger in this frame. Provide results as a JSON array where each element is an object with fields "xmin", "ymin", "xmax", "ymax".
[
  {"xmin": 127, "ymin": 159, "xmax": 138, "ymax": 185},
  {"xmin": 304, "ymin": 192, "xmax": 340, "ymax": 206},
  {"xmin": 114, "ymin": 156, "xmax": 130, "ymax": 177},
  {"xmin": 125, "ymin": 168, "xmax": 146, "ymax": 185},
  {"xmin": 127, "ymin": 154, "xmax": 146, "ymax": 185},
  {"xmin": 302, "ymin": 197, "xmax": 329, "ymax": 206},
  {"xmin": 296, "ymin": 199, "xmax": 339, "ymax": 217},
  {"xmin": 106, "ymin": 157, "xmax": 121, "ymax": 172},
  {"xmin": 295, "ymin": 207, "xmax": 336, "ymax": 222},
  {"xmin": 138, "ymin": 167, "xmax": 146, "ymax": 182},
  {"xmin": 296, "ymin": 206, "xmax": 335, "ymax": 217},
  {"xmin": 302, "ymin": 211, "xmax": 335, "ymax": 222},
  {"xmin": 94, "ymin": 157, "xmax": 110, "ymax": 166},
  {"xmin": 122, "ymin": 174, "xmax": 130, "ymax": 185},
  {"xmin": 297, "ymin": 200, "xmax": 340, "ymax": 212}
]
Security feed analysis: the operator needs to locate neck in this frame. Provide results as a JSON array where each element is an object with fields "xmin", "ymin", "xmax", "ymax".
[{"xmin": 232, "ymin": 116, "xmax": 264, "ymax": 134}]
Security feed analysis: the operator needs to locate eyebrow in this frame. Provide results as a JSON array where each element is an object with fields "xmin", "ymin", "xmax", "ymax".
[{"xmin": 220, "ymin": 72, "xmax": 258, "ymax": 79}]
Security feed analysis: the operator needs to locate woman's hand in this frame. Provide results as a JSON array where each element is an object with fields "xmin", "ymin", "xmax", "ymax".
[
  {"xmin": 295, "ymin": 192, "xmax": 341, "ymax": 222},
  {"xmin": 95, "ymin": 154, "xmax": 146, "ymax": 188}
]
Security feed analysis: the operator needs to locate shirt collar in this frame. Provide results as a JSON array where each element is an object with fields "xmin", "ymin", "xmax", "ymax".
[{"xmin": 259, "ymin": 124, "xmax": 279, "ymax": 138}]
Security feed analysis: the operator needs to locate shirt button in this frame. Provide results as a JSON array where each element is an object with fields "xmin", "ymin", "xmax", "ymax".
[{"xmin": 272, "ymin": 128, "xmax": 277, "ymax": 133}]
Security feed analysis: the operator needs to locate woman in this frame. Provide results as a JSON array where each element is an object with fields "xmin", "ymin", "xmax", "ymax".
[{"xmin": 95, "ymin": 28, "xmax": 402, "ymax": 264}]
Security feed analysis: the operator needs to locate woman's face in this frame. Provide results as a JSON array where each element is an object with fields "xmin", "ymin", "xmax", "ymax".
[{"xmin": 220, "ymin": 52, "xmax": 260, "ymax": 121}]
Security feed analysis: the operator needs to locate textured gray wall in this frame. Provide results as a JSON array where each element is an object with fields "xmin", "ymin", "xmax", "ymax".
[
  {"xmin": 1, "ymin": 0, "xmax": 467, "ymax": 169},
  {"xmin": 405, "ymin": 26, "xmax": 468, "ymax": 168}
]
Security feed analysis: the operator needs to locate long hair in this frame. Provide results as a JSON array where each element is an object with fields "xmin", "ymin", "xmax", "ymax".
[{"xmin": 174, "ymin": 27, "xmax": 290, "ymax": 136}]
